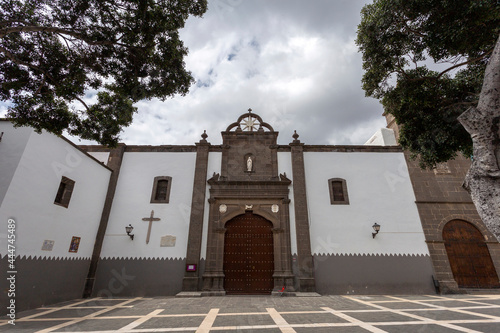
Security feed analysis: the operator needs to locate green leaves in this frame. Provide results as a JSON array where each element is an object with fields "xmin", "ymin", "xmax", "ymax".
[
  {"xmin": 0, "ymin": 0, "xmax": 208, "ymax": 145},
  {"xmin": 356, "ymin": 0, "xmax": 499, "ymax": 168},
  {"xmin": 71, "ymin": 91, "xmax": 137, "ymax": 146},
  {"xmin": 384, "ymin": 68, "xmax": 476, "ymax": 167}
]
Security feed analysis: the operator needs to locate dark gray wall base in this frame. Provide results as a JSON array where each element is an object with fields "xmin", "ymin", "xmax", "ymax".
[
  {"xmin": 198, "ymin": 258, "xmax": 206, "ymax": 290},
  {"xmin": 93, "ymin": 257, "xmax": 186, "ymax": 297},
  {"xmin": 314, "ymin": 253, "xmax": 436, "ymax": 295},
  {"xmin": 0, "ymin": 255, "xmax": 90, "ymax": 315}
]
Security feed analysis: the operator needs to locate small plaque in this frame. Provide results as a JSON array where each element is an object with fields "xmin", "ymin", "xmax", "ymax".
[
  {"xmin": 69, "ymin": 236, "xmax": 81, "ymax": 253},
  {"xmin": 186, "ymin": 264, "xmax": 197, "ymax": 272},
  {"xmin": 219, "ymin": 204, "xmax": 227, "ymax": 214},
  {"xmin": 160, "ymin": 235, "xmax": 176, "ymax": 247},
  {"xmin": 434, "ymin": 162, "xmax": 451, "ymax": 174},
  {"xmin": 42, "ymin": 240, "xmax": 55, "ymax": 251},
  {"xmin": 245, "ymin": 204, "xmax": 253, "ymax": 210},
  {"xmin": 272, "ymin": 204, "xmax": 279, "ymax": 213}
]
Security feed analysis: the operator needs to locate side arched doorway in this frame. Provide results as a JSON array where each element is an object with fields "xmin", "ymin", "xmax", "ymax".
[
  {"xmin": 443, "ymin": 220, "xmax": 500, "ymax": 288},
  {"xmin": 224, "ymin": 212, "xmax": 274, "ymax": 294}
]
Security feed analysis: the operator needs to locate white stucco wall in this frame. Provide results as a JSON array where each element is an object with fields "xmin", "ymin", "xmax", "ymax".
[
  {"xmin": 100, "ymin": 152, "xmax": 196, "ymax": 259},
  {"xmin": 304, "ymin": 151, "xmax": 428, "ymax": 256},
  {"xmin": 87, "ymin": 151, "xmax": 110, "ymax": 165},
  {"xmin": 277, "ymin": 152, "xmax": 297, "ymax": 255},
  {"xmin": 0, "ymin": 126, "xmax": 111, "ymax": 259},
  {"xmin": 0, "ymin": 122, "xmax": 32, "ymax": 206}
]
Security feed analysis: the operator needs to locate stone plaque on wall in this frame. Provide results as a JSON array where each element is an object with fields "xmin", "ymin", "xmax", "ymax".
[
  {"xmin": 160, "ymin": 235, "xmax": 176, "ymax": 247},
  {"xmin": 42, "ymin": 240, "xmax": 55, "ymax": 251},
  {"xmin": 434, "ymin": 162, "xmax": 451, "ymax": 174},
  {"xmin": 272, "ymin": 204, "xmax": 279, "ymax": 213}
]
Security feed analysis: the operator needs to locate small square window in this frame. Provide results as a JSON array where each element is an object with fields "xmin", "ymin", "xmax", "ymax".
[
  {"xmin": 328, "ymin": 178, "xmax": 349, "ymax": 205},
  {"xmin": 151, "ymin": 176, "xmax": 172, "ymax": 203},
  {"xmin": 54, "ymin": 176, "xmax": 75, "ymax": 208}
]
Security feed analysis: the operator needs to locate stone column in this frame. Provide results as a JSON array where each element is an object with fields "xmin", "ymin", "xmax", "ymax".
[
  {"xmin": 281, "ymin": 198, "xmax": 295, "ymax": 292},
  {"xmin": 182, "ymin": 133, "xmax": 210, "ymax": 291},
  {"xmin": 290, "ymin": 132, "xmax": 316, "ymax": 291},
  {"xmin": 83, "ymin": 144, "xmax": 126, "ymax": 298},
  {"xmin": 426, "ymin": 240, "xmax": 459, "ymax": 293},
  {"xmin": 201, "ymin": 198, "xmax": 226, "ymax": 295}
]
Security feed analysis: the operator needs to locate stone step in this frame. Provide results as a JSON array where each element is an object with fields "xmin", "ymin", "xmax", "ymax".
[
  {"xmin": 175, "ymin": 291, "xmax": 202, "ymax": 298},
  {"xmin": 462, "ymin": 288, "xmax": 500, "ymax": 295}
]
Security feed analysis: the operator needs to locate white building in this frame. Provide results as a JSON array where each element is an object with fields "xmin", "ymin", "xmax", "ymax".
[
  {"xmin": 1, "ymin": 110, "xmax": 499, "ymax": 314},
  {"xmin": 0, "ymin": 121, "xmax": 111, "ymax": 311}
]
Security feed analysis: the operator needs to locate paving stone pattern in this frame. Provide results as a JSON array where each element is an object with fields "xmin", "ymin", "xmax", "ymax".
[{"xmin": 1, "ymin": 295, "xmax": 500, "ymax": 332}]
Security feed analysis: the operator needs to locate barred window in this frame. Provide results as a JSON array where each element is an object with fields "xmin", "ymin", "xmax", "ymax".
[
  {"xmin": 150, "ymin": 176, "xmax": 172, "ymax": 203},
  {"xmin": 328, "ymin": 178, "xmax": 349, "ymax": 205}
]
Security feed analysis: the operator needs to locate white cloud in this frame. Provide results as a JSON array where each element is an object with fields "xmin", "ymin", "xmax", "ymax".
[{"xmin": 38, "ymin": 0, "xmax": 388, "ymax": 146}]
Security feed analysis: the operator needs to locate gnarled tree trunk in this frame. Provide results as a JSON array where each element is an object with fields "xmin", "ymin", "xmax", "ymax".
[{"xmin": 458, "ymin": 34, "xmax": 500, "ymax": 241}]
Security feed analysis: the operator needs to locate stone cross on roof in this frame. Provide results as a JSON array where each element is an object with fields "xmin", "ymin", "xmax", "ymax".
[{"xmin": 225, "ymin": 108, "xmax": 275, "ymax": 132}]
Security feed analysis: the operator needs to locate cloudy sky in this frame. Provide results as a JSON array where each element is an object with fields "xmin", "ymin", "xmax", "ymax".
[{"xmin": 4, "ymin": 0, "xmax": 388, "ymax": 146}]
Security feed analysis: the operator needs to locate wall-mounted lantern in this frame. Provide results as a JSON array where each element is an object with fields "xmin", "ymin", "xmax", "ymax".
[
  {"xmin": 125, "ymin": 224, "xmax": 134, "ymax": 240},
  {"xmin": 372, "ymin": 223, "xmax": 381, "ymax": 238}
]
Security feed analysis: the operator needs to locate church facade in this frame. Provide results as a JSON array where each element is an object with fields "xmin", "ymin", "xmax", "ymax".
[{"xmin": 1, "ymin": 110, "xmax": 499, "ymax": 314}]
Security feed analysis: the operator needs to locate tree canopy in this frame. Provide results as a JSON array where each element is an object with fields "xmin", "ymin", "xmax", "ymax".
[
  {"xmin": 356, "ymin": 0, "xmax": 500, "ymax": 168},
  {"xmin": 0, "ymin": 0, "xmax": 207, "ymax": 145}
]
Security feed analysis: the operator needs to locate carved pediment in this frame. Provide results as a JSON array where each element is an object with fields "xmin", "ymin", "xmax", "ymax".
[{"xmin": 220, "ymin": 109, "xmax": 280, "ymax": 181}]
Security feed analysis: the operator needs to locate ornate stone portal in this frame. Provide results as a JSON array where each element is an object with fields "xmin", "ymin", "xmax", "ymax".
[{"xmin": 201, "ymin": 110, "xmax": 296, "ymax": 295}]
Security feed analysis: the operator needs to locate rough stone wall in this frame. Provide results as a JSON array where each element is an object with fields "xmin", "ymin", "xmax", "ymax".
[{"xmin": 404, "ymin": 153, "xmax": 500, "ymax": 292}]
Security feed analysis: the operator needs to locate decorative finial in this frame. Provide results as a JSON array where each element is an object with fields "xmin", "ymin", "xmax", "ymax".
[
  {"xmin": 248, "ymin": 108, "xmax": 252, "ymax": 113},
  {"xmin": 292, "ymin": 130, "xmax": 299, "ymax": 142},
  {"xmin": 200, "ymin": 130, "xmax": 208, "ymax": 143}
]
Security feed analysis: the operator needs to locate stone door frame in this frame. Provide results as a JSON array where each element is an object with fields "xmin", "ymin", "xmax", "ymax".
[{"xmin": 201, "ymin": 176, "xmax": 295, "ymax": 296}]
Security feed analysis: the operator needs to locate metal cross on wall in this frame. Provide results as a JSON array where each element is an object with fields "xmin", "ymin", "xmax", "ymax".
[{"xmin": 142, "ymin": 210, "xmax": 160, "ymax": 244}]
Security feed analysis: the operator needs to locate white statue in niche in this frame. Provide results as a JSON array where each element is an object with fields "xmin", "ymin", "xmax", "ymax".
[{"xmin": 246, "ymin": 156, "xmax": 253, "ymax": 172}]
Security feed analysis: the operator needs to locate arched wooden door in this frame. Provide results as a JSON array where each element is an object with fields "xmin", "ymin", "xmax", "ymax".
[
  {"xmin": 443, "ymin": 220, "xmax": 500, "ymax": 288},
  {"xmin": 224, "ymin": 212, "xmax": 274, "ymax": 294}
]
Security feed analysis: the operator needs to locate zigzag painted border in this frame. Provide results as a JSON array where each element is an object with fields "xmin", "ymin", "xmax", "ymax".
[
  {"xmin": 101, "ymin": 256, "xmax": 186, "ymax": 260},
  {"xmin": 1, "ymin": 254, "xmax": 91, "ymax": 260},
  {"xmin": 312, "ymin": 253, "xmax": 431, "ymax": 257}
]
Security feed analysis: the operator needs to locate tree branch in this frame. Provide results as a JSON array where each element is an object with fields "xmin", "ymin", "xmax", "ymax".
[
  {"xmin": 397, "ymin": 17, "xmax": 427, "ymax": 38},
  {"xmin": 442, "ymin": 101, "xmax": 477, "ymax": 110},
  {"xmin": 436, "ymin": 50, "xmax": 493, "ymax": 79},
  {"xmin": 0, "ymin": 25, "xmax": 132, "ymax": 48},
  {"xmin": 57, "ymin": 32, "xmax": 74, "ymax": 53},
  {"xmin": 403, "ymin": 50, "xmax": 494, "ymax": 83},
  {"xmin": 0, "ymin": 45, "xmax": 56, "ymax": 83},
  {"xmin": 74, "ymin": 96, "xmax": 90, "ymax": 112},
  {"xmin": 35, "ymin": 76, "xmax": 46, "ymax": 95},
  {"xmin": 396, "ymin": 58, "xmax": 410, "ymax": 79},
  {"xmin": 0, "ymin": 20, "xmax": 29, "ymax": 27}
]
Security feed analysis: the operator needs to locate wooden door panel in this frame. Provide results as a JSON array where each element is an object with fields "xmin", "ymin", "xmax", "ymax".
[
  {"xmin": 443, "ymin": 220, "xmax": 500, "ymax": 288},
  {"xmin": 224, "ymin": 212, "xmax": 274, "ymax": 294}
]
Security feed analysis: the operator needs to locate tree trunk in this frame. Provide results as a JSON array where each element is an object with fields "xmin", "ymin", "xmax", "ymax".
[{"xmin": 458, "ymin": 34, "xmax": 500, "ymax": 241}]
